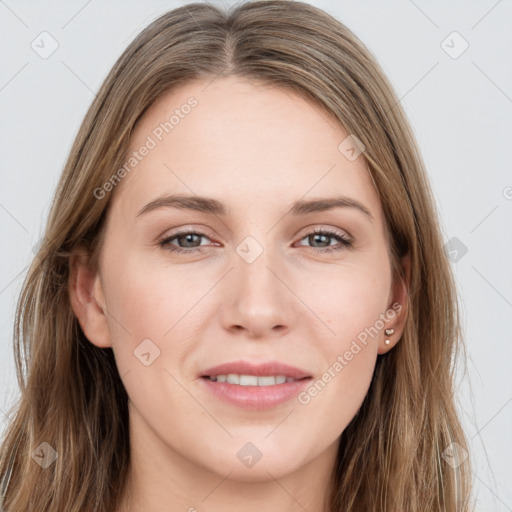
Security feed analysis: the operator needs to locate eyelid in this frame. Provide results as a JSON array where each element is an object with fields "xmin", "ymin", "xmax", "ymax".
[
  {"xmin": 297, "ymin": 224, "xmax": 352, "ymax": 240},
  {"xmin": 157, "ymin": 225, "xmax": 216, "ymax": 241}
]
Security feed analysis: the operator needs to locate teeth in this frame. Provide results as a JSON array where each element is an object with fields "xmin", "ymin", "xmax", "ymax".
[
  {"xmin": 207, "ymin": 374, "xmax": 297, "ymax": 386},
  {"xmin": 258, "ymin": 376, "xmax": 277, "ymax": 386},
  {"xmin": 239, "ymin": 375, "xmax": 258, "ymax": 386},
  {"xmin": 226, "ymin": 373, "xmax": 239, "ymax": 384}
]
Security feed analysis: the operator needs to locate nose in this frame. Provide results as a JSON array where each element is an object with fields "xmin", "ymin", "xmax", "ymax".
[{"xmin": 219, "ymin": 248, "xmax": 295, "ymax": 339}]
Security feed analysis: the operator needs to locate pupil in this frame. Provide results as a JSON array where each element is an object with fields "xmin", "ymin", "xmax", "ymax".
[
  {"xmin": 183, "ymin": 234, "xmax": 198, "ymax": 247},
  {"xmin": 313, "ymin": 234, "xmax": 327, "ymax": 247}
]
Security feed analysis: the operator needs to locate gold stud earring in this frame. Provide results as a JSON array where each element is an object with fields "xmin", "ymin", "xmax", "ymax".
[{"xmin": 384, "ymin": 328, "xmax": 395, "ymax": 345}]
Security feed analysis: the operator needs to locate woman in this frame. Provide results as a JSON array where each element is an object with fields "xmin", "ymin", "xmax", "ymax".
[{"xmin": 0, "ymin": 1, "xmax": 474, "ymax": 510}]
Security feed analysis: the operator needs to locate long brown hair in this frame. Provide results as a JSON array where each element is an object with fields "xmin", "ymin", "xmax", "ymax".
[{"xmin": 0, "ymin": 1, "xmax": 474, "ymax": 510}]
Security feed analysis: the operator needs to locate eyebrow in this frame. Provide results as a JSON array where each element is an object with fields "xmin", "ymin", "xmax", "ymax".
[{"xmin": 136, "ymin": 193, "xmax": 373, "ymax": 223}]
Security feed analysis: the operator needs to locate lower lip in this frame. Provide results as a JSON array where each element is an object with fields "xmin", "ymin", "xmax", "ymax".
[{"xmin": 199, "ymin": 377, "xmax": 312, "ymax": 410}]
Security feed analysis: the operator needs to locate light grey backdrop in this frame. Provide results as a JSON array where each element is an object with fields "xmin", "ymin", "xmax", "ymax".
[{"xmin": 1, "ymin": 0, "xmax": 511, "ymax": 509}]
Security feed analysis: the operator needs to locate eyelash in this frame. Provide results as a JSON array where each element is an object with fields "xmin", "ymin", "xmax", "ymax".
[{"xmin": 157, "ymin": 228, "xmax": 353, "ymax": 255}]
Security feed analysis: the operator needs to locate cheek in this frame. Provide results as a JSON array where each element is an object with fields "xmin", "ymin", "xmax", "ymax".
[
  {"xmin": 100, "ymin": 253, "xmax": 206, "ymax": 435},
  {"xmin": 99, "ymin": 249, "xmax": 195, "ymax": 373},
  {"xmin": 303, "ymin": 261, "xmax": 391, "ymax": 341},
  {"xmin": 296, "ymin": 265, "xmax": 389, "ymax": 427},
  {"xmin": 102, "ymin": 244, "xmax": 202, "ymax": 330}
]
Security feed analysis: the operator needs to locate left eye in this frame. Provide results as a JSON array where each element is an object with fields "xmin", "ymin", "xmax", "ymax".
[
  {"xmin": 296, "ymin": 229, "xmax": 353, "ymax": 253},
  {"xmin": 158, "ymin": 228, "xmax": 353, "ymax": 254}
]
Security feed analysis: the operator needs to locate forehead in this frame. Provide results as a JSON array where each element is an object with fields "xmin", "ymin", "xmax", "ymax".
[{"xmin": 110, "ymin": 76, "xmax": 383, "ymax": 227}]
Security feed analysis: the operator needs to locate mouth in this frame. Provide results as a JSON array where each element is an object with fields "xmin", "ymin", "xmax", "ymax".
[
  {"xmin": 198, "ymin": 360, "xmax": 313, "ymax": 410},
  {"xmin": 199, "ymin": 359, "xmax": 312, "ymax": 382},
  {"xmin": 201, "ymin": 374, "xmax": 310, "ymax": 386}
]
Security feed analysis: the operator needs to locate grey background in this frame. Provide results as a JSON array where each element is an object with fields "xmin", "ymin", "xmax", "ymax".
[{"xmin": 1, "ymin": 0, "xmax": 511, "ymax": 509}]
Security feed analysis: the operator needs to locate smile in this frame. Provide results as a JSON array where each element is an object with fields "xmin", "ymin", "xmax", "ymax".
[{"xmin": 204, "ymin": 374, "xmax": 301, "ymax": 386}]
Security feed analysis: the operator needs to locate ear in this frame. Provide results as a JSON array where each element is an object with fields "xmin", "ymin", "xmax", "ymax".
[
  {"xmin": 378, "ymin": 251, "xmax": 410, "ymax": 355},
  {"xmin": 68, "ymin": 245, "xmax": 112, "ymax": 348}
]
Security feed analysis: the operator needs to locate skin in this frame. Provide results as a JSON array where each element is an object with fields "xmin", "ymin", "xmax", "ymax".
[{"xmin": 69, "ymin": 76, "xmax": 410, "ymax": 512}]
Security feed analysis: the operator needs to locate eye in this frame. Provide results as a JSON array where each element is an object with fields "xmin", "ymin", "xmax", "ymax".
[
  {"xmin": 295, "ymin": 228, "xmax": 353, "ymax": 254},
  {"xmin": 158, "ymin": 230, "xmax": 214, "ymax": 254},
  {"xmin": 158, "ymin": 227, "xmax": 353, "ymax": 255}
]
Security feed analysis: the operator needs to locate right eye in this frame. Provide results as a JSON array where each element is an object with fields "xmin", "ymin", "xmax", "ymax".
[{"xmin": 158, "ymin": 230, "xmax": 213, "ymax": 254}]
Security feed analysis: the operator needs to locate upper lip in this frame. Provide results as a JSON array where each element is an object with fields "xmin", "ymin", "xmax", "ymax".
[{"xmin": 200, "ymin": 360, "xmax": 312, "ymax": 380}]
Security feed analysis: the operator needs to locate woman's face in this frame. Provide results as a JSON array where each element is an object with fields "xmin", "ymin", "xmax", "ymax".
[{"xmin": 72, "ymin": 76, "xmax": 407, "ymax": 484}]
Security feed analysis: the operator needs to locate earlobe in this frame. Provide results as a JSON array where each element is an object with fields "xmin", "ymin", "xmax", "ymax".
[
  {"xmin": 379, "ymin": 251, "xmax": 411, "ymax": 355},
  {"xmin": 68, "ymin": 247, "xmax": 112, "ymax": 348}
]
